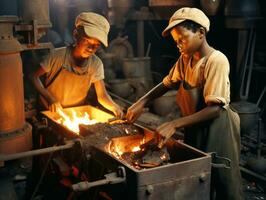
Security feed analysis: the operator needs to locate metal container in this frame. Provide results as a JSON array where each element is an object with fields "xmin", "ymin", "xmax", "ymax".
[
  {"xmin": 0, "ymin": 16, "xmax": 32, "ymax": 154},
  {"xmin": 41, "ymin": 105, "xmax": 114, "ymax": 138},
  {"xmin": 0, "ymin": 16, "xmax": 24, "ymax": 132},
  {"xmin": 41, "ymin": 105, "xmax": 212, "ymax": 200},
  {"xmin": 231, "ymin": 101, "xmax": 260, "ymax": 135},
  {"xmin": 89, "ymin": 136, "xmax": 212, "ymax": 200},
  {"xmin": 123, "ymin": 57, "xmax": 153, "ymax": 89}
]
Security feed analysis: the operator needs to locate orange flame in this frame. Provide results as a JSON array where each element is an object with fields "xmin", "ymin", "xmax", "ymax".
[
  {"xmin": 107, "ymin": 137, "xmax": 146, "ymax": 159},
  {"xmin": 56, "ymin": 108, "xmax": 97, "ymax": 134},
  {"xmin": 131, "ymin": 146, "xmax": 141, "ymax": 152}
]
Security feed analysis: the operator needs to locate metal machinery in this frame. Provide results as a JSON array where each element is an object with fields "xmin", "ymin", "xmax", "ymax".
[{"xmin": 0, "ymin": 0, "xmax": 53, "ymax": 159}]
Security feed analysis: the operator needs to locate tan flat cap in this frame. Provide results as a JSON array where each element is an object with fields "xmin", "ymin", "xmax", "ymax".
[
  {"xmin": 162, "ymin": 7, "xmax": 210, "ymax": 37},
  {"xmin": 75, "ymin": 12, "xmax": 110, "ymax": 47}
]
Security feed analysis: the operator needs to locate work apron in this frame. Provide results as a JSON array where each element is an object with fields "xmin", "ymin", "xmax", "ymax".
[
  {"xmin": 176, "ymin": 52, "xmax": 244, "ymax": 200},
  {"xmin": 40, "ymin": 59, "xmax": 92, "ymax": 109}
]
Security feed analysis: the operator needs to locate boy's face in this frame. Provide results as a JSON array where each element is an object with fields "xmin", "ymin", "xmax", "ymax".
[
  {"xmin": 170, "ymin": 26, "xmax": 203, "ymax": 57},
  {"xmin": 76, "ymin": 36, "xmax": 101, "ymax": 58}
]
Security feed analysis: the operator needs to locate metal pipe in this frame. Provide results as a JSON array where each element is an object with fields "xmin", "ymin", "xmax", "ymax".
[
  {"xmin": 72, "ymin": 166, "xmax": 126, "ymax": 191},
  {"xmin": 240, "ymin": 166, "xmax": 266, "ymax": 182},
  {"xmin": 108, "ymin": 90, "xmax": 133, "ymax": 106},
  {"xmin": 137, "ymin": 20, "xmax": 144, "ymax": 57},
  {"xmin": 0, "ymin": 141, "xmax": 75, "ymax": 161}
]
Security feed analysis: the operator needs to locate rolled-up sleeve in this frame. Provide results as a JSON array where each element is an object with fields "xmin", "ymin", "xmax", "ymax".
[
  {"xmin": 203, "ymin": 53, "xmax": 230, "ymax": 105},
  {"xmin": 91, "ymin": 57, "xmax": 104, "ymax": 83}
]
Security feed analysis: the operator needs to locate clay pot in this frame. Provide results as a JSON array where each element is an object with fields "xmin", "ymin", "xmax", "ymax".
[
  {"xmin": 127, "ymin": 77, "xmax": 152, "ymax": 102},
  {"xmin": 152, "ymin": 90, "xmax": 176, "ymax": 116},
  {"xmin": 104, "ymin": 68, "xmax": 116, "ymax": 81},
  {"xmin": 109, "ymin": 79, "xmax": 134, "ymax": 98},
  {"xmin": 101, "ymin": 53, "xmax": 115, "ymax": 69}
]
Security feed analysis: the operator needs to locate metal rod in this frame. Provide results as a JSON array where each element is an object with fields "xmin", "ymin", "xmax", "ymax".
[
  {"xmin": 145, "ymin": 43, "xmax": 151, "ymax": 57},
  {"xmin": 108, "ymin": 90, "xmax": 133, "ymax": 106},
  {"xmin": 0, "ymin": 141, "xmax": 75, "ymax": 161},
  {"xmin": 137, "ymin": 20, "xmax": 144, "ymax": 57},
  {"xmin": 243, "ymin": 134, "xmax": 266, "ymax": 147},
  {"xmin": 240, "ymin": 166, "xmax": 266, "ymax": 182}
]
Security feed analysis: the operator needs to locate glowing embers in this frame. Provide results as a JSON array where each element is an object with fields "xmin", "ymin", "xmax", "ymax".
[
  {"xmin": 106, "ymin": 135, "xmax": 145, "ymax": 159},
  {"xmin": 106, "ymin": 134, "xmax": 170, "ymax": 169},
  {"xmin": 55, "ymin": 108, "xmax": 98, "ymax": 134}
]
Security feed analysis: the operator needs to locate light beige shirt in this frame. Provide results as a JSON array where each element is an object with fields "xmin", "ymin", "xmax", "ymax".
[
  {"xmin": 163, "ymin": 50, "xmax": 230, "ymax": 106},
  {"xmin": 40, "ymin": 46, "xmax": 104, "ymax": 85}
]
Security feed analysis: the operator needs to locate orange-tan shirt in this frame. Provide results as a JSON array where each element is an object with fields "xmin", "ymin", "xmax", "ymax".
[{"xmin": 163, "ymin": 50, "xmax": 230, "ymax": 106}]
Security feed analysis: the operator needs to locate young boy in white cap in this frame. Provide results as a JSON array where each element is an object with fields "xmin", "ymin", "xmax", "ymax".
[
  {"xmin": 126, "ymin": 7, "xmax": 243, "ymax": 200},
  {"xmin": 30, "ymin": 12, "xmax": 123, "ymax": 118}
]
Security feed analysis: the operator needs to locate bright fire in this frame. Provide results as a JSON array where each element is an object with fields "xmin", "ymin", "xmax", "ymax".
[
  {"xmin": 107, "ymin": 137, "xmax": 146, "ymax": 159},
  {"xmin": 132, "ymin": 146, "xmax": 141, "ymax": 152},
  {"xmin": 55, "ymin": 108, "xmax": 97, "ymax": 134}
]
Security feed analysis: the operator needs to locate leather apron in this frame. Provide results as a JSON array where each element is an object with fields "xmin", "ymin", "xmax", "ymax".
[
  {"xmin": 40, "ymin": 51, "xmax": 92, "ymax": 109},
  {"xmin": 176, "ymin": 52, "xmax": 244, "ymax": 200}
]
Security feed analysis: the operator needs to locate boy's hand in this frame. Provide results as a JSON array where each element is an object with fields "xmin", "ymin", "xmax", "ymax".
[
  {"xmin": 126, "ymin": 100, "xmax": 146, "ymax": 123},
  {"xmin": 49, "ymin": 101, "xmax": 63, "ymax": 112},
  {"xmin": 156, "ymin": 121, "xmax": 177, "ymax": 147},
  {"xmin": 112, "ymin": 105, "xmax": 124, "ymax": 119}
]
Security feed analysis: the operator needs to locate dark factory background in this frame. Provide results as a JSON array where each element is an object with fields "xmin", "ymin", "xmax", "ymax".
[
  {"xmin": 0, "ymin": 1, "xmax": 266, "ymax": 200},
  {"xmin": 0, "ymin": 0, "xmax": 265, "ymax": 106}
]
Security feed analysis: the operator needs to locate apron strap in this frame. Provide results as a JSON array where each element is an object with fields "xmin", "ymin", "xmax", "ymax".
[
  {"xmin": 45, "ymin": 67, "xmax": 63, "ymax": 87},
  {"xmin": 45, "ymin": 47, "xmax": 69, "ymax": 87},
  {"xmin": 199, "ymin": 48, "xmax": 215, "ymax": 88}
]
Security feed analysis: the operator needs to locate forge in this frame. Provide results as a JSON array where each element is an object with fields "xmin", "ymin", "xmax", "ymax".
[{"xmin": 40, "ymin": 105, "xmax": 212, "ymax": 200}]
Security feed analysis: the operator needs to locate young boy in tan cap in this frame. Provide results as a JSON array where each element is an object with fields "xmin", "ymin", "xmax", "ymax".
[
  {"xmin": 126, "ymin": 7, "xmax": 243, "ymax": 200},
  {"xmin": 30, "ymin": 12, "xmax": 123, "ymax": 118}
]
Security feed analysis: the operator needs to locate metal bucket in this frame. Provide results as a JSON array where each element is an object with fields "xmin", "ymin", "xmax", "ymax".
[
  {"xmin": 231, "ymin": 101, "xmax": 260, "ymax": 135},
  {"xmin": 123, "ymin": 57, "xmax": 153, "ymax": 90},
  {"xmin": 123, "ymin": 56, "xmax": 152, "ymax": 81}
]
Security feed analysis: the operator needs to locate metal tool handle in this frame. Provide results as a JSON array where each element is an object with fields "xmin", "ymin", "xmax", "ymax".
[
  {"xmin": 72, "ymin": 166, "xmax": 126, "ymax": 192},
  {"xmin": 209, "ymin": 152, "xmax": 231, "ymax": 169}
]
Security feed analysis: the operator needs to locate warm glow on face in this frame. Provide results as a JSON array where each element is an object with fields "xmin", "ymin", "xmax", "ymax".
[{"xmin": 56, "ymin": 108, "xmax": 97, "ymax": 134}]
